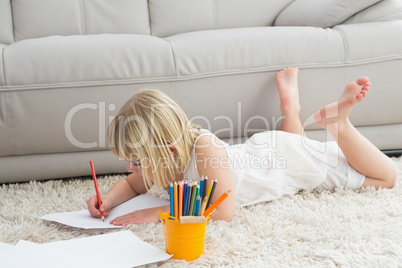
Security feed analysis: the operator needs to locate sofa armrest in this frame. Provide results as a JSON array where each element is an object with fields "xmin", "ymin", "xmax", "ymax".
[
  {"xmin": 274, "ymin": 0, "xmax": 382, "ymax": 28},
  {"xmin": 343, "ymin": 0, "xmax": 402, "ymax": 25}
]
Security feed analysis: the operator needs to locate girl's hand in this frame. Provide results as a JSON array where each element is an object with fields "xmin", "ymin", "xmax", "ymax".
[
  {"xmin": 87, "ymin": 195, "xmax": 112, "ymax": 218},
  {"xmin": 109, "ymin": 206, "xmax": 168, "ymax": 226}
]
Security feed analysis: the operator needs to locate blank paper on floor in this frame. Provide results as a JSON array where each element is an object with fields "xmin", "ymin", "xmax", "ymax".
[
  {"xmin": 0, "ymin": 230, "xmax": 171, "ymax": 268},
  {"xmin": 0, "ymin": 242, "xmax": 14, "ymax": 252},
  {"xmin": 41, "ymin": 194, "xmax": 169, "ymax": 229}
]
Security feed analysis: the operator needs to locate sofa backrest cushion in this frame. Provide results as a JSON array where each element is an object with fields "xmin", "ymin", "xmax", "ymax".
[
  {"xmin": 275, "ymin": 0, "xmax": 382, "ymax": 28},
  {"xmin": 0, "ymin": 0, "xmax": 14, "ymax": 44},
  {"xmin": 12, "ymin": 0, "xmax": 150, "ymax": 42},
  {"xmin": 343, "ymin": 0, "xmax": 402, "ymax": 25},
  {"xmin": 149, "ymin": 0, "xmax": 294, "ymax": 38}
]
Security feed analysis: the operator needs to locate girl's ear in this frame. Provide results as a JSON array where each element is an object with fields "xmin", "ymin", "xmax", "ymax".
[{"xmin": 168, "ymin": 144, "xmax": 178, "ymax": 157}]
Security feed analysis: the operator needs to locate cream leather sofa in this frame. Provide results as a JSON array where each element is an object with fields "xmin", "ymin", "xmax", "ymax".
[{"xmin": 1, "ymin": 0, "xmax": 402, "ymax": 183}]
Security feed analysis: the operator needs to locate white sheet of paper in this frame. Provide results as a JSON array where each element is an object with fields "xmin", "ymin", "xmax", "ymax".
[
  {"xmin": 41, "ymin": 194, "xmax": 169, "ymax": 229},
  {"xmin": 0, "ymin": 230, "xmax": 171, "ymax": 268},
  {"xmin": 0, "ymin": 242, "xmax": 14, "ymax": 252}
]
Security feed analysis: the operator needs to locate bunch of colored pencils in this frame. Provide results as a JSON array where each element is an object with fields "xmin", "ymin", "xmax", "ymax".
[{"xmin": 169, "ymin": 176, "xmax": 218, "ymax": 218}]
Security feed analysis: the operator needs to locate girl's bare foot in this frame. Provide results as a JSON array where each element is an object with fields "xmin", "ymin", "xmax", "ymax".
[
  {"xmin": 275, "ymin": 67, "xmax": 300, "ymax": 116},
  {"xmin": 314, "ymin": 77, "xmax": 370, "ymax": 130},
  {"xmin": 276, "ymin": 67, "xmax": 305, "ymax": 136}
]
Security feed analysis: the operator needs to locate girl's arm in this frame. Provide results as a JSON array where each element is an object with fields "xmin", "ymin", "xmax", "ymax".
[
  {"xmin": 195, "ymin": 135, "xmax": 235, "ymax": 222},
  {"xmin": 101, "ymin": 171, "xmax": 171, "ymax": 225},
  {"xmin": 108, "ymin": 171, "xmax": 148, "ymax": 207},
  {"xmin": 87, "ymin": 171, "xmax": 147, "ymax": 218},
  {"xmin": 109, "ymin": 205, "xmax": 170, "ymax": 225}
]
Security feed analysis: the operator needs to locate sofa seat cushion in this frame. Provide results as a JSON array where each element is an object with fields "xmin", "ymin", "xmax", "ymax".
[
  {"xmin": 0, "ymin": 0, "xmax": 14, "ymax": 44},
  {"xmin": 0, "ymin": 44, "xmax": 6, "ymax": 86},
  {"xmin": 4, "ymin": 21, "xmax": 402, "ymax": 89},
  {"xmin": 165, "ymin": 26, "xmax": 345, "ymax": 77},
  {"xmin": 3, "ymin": 34, "xmax": 175, "ymax": 87},
  {"xmin": 164, "ymin": 21, "xmax": 402, "ymax": 78},
  {"xmin": 333, "ymin": 20, "xmax": 402, "ymax": 63}
]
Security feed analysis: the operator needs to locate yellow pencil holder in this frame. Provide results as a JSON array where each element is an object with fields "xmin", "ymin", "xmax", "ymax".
[{"xmin": 158, "ymin": 211, "xmax": 210, "ymax": 261}]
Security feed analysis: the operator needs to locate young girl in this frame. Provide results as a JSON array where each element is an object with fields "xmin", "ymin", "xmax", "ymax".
[{"xmin": 87, "ymin": 67, "xmax": 397, "ymax": 226}]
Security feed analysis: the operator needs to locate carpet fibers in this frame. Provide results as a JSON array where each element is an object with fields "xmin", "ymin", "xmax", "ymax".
[{"xmin": 1, "ymin": 157, "xmax": 402, "ymax": 267}]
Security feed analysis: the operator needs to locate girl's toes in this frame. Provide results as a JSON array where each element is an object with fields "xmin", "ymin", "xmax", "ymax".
[
  {"xmin": 361, "ymin": 90, "xmax": 368, "ymax": 98},
  {"xmin": 362, "ymin": 85, "xmax": 370, "ymax": 92},
  {"xmin": 356, "ymin": 76, "xmax": 370, "ymax": 86}
]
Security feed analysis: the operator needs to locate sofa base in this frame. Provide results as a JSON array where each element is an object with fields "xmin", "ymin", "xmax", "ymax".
[{"xmin": 382, "ymin": 149, "xmax": 402, "ymax": 157}]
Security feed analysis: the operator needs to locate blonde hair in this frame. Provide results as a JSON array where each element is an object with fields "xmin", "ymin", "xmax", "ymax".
[{"xmin": 108, "ymin": 89, "xmax": 201, "ymax": 189}]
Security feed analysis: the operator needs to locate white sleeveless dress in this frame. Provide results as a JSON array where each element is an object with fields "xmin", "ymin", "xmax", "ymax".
[{"xmin": 183, "ymin": 129, "xmax": 365, "ymax": 207}]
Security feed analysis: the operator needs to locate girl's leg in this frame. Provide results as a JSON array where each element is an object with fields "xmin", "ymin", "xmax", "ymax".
[
  {"xmin": 275, "ymin": 67, "xmax": 305, "ymax": 136},
  {"xmin": 314, "ymin": 78, "xmax": 397, "ymax": 189}
]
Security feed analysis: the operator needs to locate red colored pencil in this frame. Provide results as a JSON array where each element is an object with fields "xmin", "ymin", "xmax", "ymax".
[{"xmin": 90, "ymin": 161, "xmax": 104, "ymax": 221}]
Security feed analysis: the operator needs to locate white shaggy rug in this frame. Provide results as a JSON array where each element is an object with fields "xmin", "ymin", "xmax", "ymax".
[{"xmin": 1, "ymin": 156, "xmax": 402, "ymax": 267}]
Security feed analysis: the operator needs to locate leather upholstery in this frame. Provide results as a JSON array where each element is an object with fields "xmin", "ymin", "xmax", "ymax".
[
  {"xmin": 4, "ymin": 35, "xmax": 175, "ymax": 86},
  {"xmin": 274, "ymin": 0, "xmax": 382, "ymax": 28},
  {"xmin": 0, "ymin": 45, "xmax": 5, "ymax": 86},
  {"xmin": 344, "ymin": 0, "xmax": 402, "ymax": 24},
  {"xmin": 165, "ymin": 27, "xmax": 345, "ymax": 76},
  {"xmin": 12, "ymin": 0, "xmax": 150, "ymax": 41},
  {"xmin": 1, "ymin": 0, "xmax": 402, "ymax": 182},
  {"xmin": 0, "ymin": 0, "xmax": 14, "ymax": 44},
  {"xmin": 149, "ymin": 0, "xmax": 293, "ymax": 37}
]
